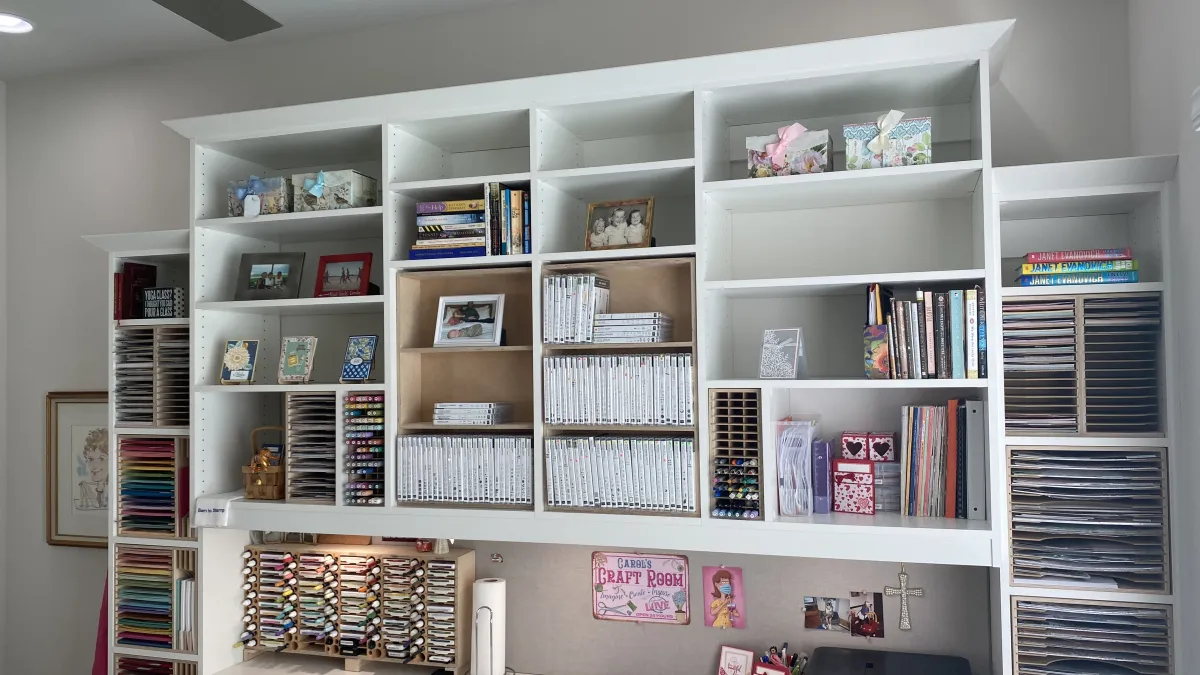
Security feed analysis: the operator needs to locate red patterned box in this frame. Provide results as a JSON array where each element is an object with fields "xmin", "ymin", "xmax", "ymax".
[
  {"xmin": 868, "ymin": 432, "xmax": 896, "ymax": 461},
  {"xmin": 840, "ymin": 432, "xmax": 869, "ymax": 459},
  {"xmin": 832, "ymin": 459, "xmax": 875, "ymax": 514}
]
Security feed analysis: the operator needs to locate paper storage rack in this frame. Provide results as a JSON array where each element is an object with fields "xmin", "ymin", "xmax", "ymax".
[
  {"xmin": 240, "ymin": 543, "xmax": 474, "ymax": 673},
  {"xmin": 114, "ymin": 324, "xmax": 191, "ymax": 428},
  {"xmin": 1007, "ymin": 445, "xmax": 1170, "ymax": 593},
  {"xmin": 708, "ymin": 389, "xmax": 762, "ymax": 520},
  {"xmin": 114, "ymin": 655, "xmax": 197, "ymax": 675},
  {"xmin": 116, "ymin": 434, "xmax": 192, "ymax": 539},
  {"xmin": 1011, "ymin": 597, "xmax": 1173, "ymax": 674},
  {"xmin": 1002, "ymin": 293, "xmax": 1163, "ymax": 436},
  {"xmin": 113, "ymin": 545, "xmax": 197, "ymax": 655}
]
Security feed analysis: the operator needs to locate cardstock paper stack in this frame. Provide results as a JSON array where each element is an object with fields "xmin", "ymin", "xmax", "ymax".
[
  {"xmin": 286, "ymin": 393, "xmax": 337, "ymax": 504},
  {"xmin": 542, "ymin": 273, "xmax": 611, "ymax": 343},
  {"xmin": 1014, "ymin": 600, "xmax": 1171, "ymax": 674},
  {"xmin": 115, "ymin": 327, "xmax": 156, "ymax": 425},
  {"xmin": 542, "ymin": 353, "xmax": 693, "ymax": 426},
  {"xmin": 337, "ymin": 555, "xmax": 382, "ymax": 655},
  {"xmin": 1010, "ymin": 448, "xmax": 1167, "ymax": 591},
  {"xmin": 381, "ymin": 557, "xmax": 425, "ymax": 660},
  {"xmin": 115, "ymin": 657, "xmax": 176, "ymax": 674},
  {"xmin": 115, "ymin": 546, "xmax": 174, "ymax": 650},
  {"xmin": 1082, "ymin": 295, "xmax": 1162, "ymax": 433},
  {"xmin": 432, "ymin": 402, "xmax": 514, "ymax": 426},
  {"xmin": 175, "ymin": 573, "xmax": 195, "ymax": 652},
  {"xmin": 396, "ymin": 435, "xmax": 533, "ymax": 505},
  {"xmin": 593, "ymin": 312, "xmax": 673, "ymax": 344},
  {"xmin": 154, "ymin": 325, "xmax": 190, "ymax": 426},
  {"xmin": 117, "ymin": 437, "xmax": 177, "ymax": 535},
  {"xmin": 344, "ymin": 393, "xmax": 385, "ymax": 506},
  {"xmin": 1002, "ymin": 298, "xmax": 1079, "ymax": 433},
  {"xmin": 423, "ymin": 560, "xmax": 458, "ymax": 664},
  {"xmin": 254, "ymin": 550, "xmax": 297, "ymax": 650},
  {"xmin": 544, "ymin": 436, "xmax": 696, "ymax": 512}
]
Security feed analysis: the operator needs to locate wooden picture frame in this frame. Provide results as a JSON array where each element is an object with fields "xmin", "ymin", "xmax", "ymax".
[
  {"xmin": 46, "ymin": 391, "xmax": 109, "ymax": 548},
  {"xmin": 314, "ymin": 252, "xmax": 374, "ymax": 298},
  {"xmin": 584, "ymin": 197, "xmax": 654, "ymax": 251}
]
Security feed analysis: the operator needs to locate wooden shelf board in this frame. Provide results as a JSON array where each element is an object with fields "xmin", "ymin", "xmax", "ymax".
[
  {"xmin": 391, "ymin": 253, "xmax": 534, "ymax": 270},
  {"xmin": 539, "ymin": 244, "xmax": 696, "ymax": 264},
  {"xmin": 114, "ymin": 426, "xmax": 190, "ymax": 436},
  {"xmin": 542, "ymin": 341, "xmax": 693, "ymax": 351},
  {"xmin": 390, "ymin": 172, "xmax": 532, "ymax": 196},
  {"xmin": 705, "ymin": 269, "xmax": 986, "ymax": 298},
  {"xmin": 399, "ymin": 422, "xmax": 534, "ymax": 431},
  {"xmin": 115, "ymin": 317, "xmax": 190, "ymax": 327},
  {"xmin": 397, "ymin": 500, "xmax": 533, "ymax": 511},
  {"xmin": 538, "ymin": 158, "xmax": 695, "ymax": 200},
  {"xmin": 195, "ymin": 295, "xmax": 384, "ymax": 315},
  {"xmin": 113, "ymin": 535, "xmax": 199, "ymax": 548},
  {"xmin": 544, "ymin": 424, "xmax": 697, "ymax": 433},
  {"xmin": 545, "ymin": 506, "xmax": 699, "ymax": 518},
  {"xmin": 706, "ymin": 378, "xmax": 990, "ymax": 390},
  {"xmin": 703, "ymin": 160, "xmax": 983, "ymax": 212},
  {"xmin": 113, "ymin": 645, "xmax": 200, "ymax": 662},
  {"xmin": 195, "ymin": 383, "xmax": 383, "ymax": 393},
  {"xmin": 1001, "ymin": 584, "xmax": 1176, "ymax": 606},
  {"xmin": 196, "ymin": 206, "xmax": 384, "ymax": 243},
  {"xmin": 398, "ymin": 345, "xmax": 533, "ymax": 354},
  {"xmin": 1000, "ymin": 282, "xmax": 1164, "ymax": 297},
  {"xmin": 1004, "ymin": 435, "xmax": 1169, "ymax": 448}
]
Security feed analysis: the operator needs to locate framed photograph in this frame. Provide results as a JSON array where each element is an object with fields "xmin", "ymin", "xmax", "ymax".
[
  {"xmin": 341, "ymin": 335, "xmax": 378, "ymax": 382},
  {"xmin": 314, "ymin": 252, "xmax": 373, "ymax": 298},
  {"xmin": 221, "ymin": 339, "xmax": 260, "ymax": 384},
  {"xmin": 434, "ymin": 294, "xmax": 504, "ymax": 347},
  {"xmin": 278, "ymin": 336, "xmax": 318, "ymax": 383},
  {"xmin": 717, "ymin": 646, "xmax": 755, "ymax": 675},
  {"xmin": 759, "ymin": 328, "xmax": 806, "ymax": 379},
  {"xmin": 46, "ymin": 391, "xmax": 109, "ymax": 548},
  {"xmin": 584, "ymin": 197, "xmax": 654, "ymax": 251},
  {"xmin": 233, "ymin": 252, "xmax": 305, "ymax": 301}
]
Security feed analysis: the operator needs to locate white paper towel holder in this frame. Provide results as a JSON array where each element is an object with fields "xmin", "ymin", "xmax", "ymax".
[{"xmin": 474, "ymin": 604, "xmax": 495, "ymax": 675}]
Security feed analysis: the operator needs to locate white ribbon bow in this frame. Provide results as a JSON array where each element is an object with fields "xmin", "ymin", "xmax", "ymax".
[{"xmin": 867, "ymin": 110, "xmax": 906, "ymax": 154}]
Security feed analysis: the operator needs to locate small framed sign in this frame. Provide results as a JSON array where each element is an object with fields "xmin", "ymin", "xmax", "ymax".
[
  {"xmin": 592, "ymin": 551, "xmax": 689, "ymax": 625},
  {"xmin": 142, "ymin": 287, "xmax": 186, "ymax": 319},
  {"xmin": 717, "ymin": 646, "xmax": 755, "ymax": 675}
]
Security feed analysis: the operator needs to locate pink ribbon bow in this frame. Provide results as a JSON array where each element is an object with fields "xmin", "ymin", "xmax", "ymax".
[{"xmin": 764, "ymin": 123, "xmax": 808, "ymax": 168}]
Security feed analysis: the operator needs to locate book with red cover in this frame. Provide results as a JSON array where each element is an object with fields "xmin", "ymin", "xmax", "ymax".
[
  {"xmin": 1025, "ymin": 247, "xmax": 1132, "ymax": 263},
  {"xmin": 120, "ymin": 262, "xmax": 156, "ymax": 320}
]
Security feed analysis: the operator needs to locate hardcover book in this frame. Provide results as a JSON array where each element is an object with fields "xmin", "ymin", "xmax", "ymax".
[
  {"xmin": 120, "ymin": 262, "xmax": 157, "ymax": 320},
  {"xmin": 1021, "ymin": 259, "xmax": 1137, "ymax": 274},
  {"xmin": 1025, "ymin": 247, "xmax": 1132, "ymax": 263},
  {"xmin": 1018, "ymin": 271, "xmax": 1139, "ymax": 286}
]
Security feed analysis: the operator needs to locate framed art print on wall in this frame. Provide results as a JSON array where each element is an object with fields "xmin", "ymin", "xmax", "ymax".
[{"xmin": 46, "ymin": 391, "xmax": 109, "ymax": 548}]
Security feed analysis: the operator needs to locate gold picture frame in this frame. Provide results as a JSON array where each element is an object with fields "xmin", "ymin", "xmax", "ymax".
[
  {"xmin": 584, "ymin": 197, "xmax": 655, "ymax": 251},
  {"xmin": 46, "ymin": 391, "xmax": 109, "ymax": 548}
]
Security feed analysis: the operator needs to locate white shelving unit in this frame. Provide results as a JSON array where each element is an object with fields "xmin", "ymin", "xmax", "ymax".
[{"xmin": 69, "ymin": 18, "xmax": 1171, "ymax": 675}]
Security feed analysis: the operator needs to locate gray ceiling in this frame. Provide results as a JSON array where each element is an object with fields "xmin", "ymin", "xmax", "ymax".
[{"xmin": 0, "ymin": 0, "xmax": 504, "ymax": 80}]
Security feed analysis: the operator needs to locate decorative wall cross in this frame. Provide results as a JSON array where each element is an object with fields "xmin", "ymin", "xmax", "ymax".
[{"xmin": 884, "ymin": 564, "xmax": 923, "ymax": 630}]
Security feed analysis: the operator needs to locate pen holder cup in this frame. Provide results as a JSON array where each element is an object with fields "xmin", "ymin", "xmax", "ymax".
[{"xmin": 243, "ymin": 426, "xmax": 286, "ymax": 500}]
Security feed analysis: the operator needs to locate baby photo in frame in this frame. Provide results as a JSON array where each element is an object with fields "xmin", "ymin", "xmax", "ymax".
[
  {"xmin": 584, "ymin": 197, "xmax": 654, "ymax": 251},
  {"xmin": 434, "ymin": 295, "xmax": 504, "ymax": 347}
]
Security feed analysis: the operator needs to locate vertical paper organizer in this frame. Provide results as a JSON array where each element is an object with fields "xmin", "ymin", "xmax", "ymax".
[
  {"xmin": 114, "ymin": 545, "xmax": 196, "ymax": 653},
  {"xmin": 114, "ymin": 324, "xmax": 190, "ymax": 427},
  {"xmin": 1012, "ymin": 597, "xmax": 1173, "ymax": 674},
  {"xmin": 240, "ymin": 543, "xmax": 475, "ymax": 672},
  {"xmin": 117, "ymin": 435, "xmax": 191, "ymax": 538},
  {"xmin": 286, "ymin": 391, "xmax": 337, "ymax": 504},
  {"xmin": 114, "ymin": 656, "xmax": 196, "ymax": 675},
  {"xmin": 708, "ymin": 389, "xmax": 762, "ymax": 520}
]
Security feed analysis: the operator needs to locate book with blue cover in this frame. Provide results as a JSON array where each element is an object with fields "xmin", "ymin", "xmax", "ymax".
[
  {"xmin": 1021, "ymin": 260, "xmax": 1137, "ymax": 274},
  {"xmin": 949, "ymin": 290, "xmax": 965, "ymax": 379},
  {"xmin": 1018, "ymin": 271, "xmax": 1139, "ymax": 286}
]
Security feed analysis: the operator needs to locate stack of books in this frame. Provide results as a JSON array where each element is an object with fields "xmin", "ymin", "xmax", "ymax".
[
  {"xmin": 410, "ymin": 183, "xmax": 530, "ymax": 261},
  {"xmin": 1016, "ymin": 247, "xmax": 1139, "ymax": 286},
  {"xmin": 899, "ymin": 399, "xmax": 986, "ymax": 519},
  {"xmin": 433, "ymin": 402, "xmax": 514, "ymax": 426},
  {"xmin": 593, "ymin": 312, "xmax": 673, "ymax": 344},
  {"xmin": 865, "ymin": 283, "xmax": 987, "ymax": 380}
]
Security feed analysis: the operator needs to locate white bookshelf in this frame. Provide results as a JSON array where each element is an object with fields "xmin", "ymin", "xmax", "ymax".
[{"xmin": 82, "ymin": 17, "xmax": 1173, "ymax": 675}]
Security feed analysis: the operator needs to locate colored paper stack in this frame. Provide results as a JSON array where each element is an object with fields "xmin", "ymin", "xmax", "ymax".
[
  {"xmin": 117, "ymin": 437, "xmax": 178, "ymax": 535},
  {"xmin": 410, "ymin": 183, "xmax": 530, "ymax": 260},
  {"xmin": 1017, "ymin": 247, "xmax": 1139, "ymax": 286},
  {"xmin": 115, "ymin": 547, "xmax": 174, "ymax": 650}
]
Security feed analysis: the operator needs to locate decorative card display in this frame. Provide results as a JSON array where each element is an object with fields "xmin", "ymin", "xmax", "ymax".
[
  {"xmin": 759, "ymin": 328, "xmax": 804, "ymax": 379},
  {"xmin": 850, "ymin": 591, "xmax": 886, "ymax": 638},
  {"xmin": 592, "ymin": 552, "xmax": 689, "ymax": 624},
  {"xmin": 747, "ymin": 123, "xmax": 831, "ymax": 178},
  {"xmin": 840, "ymin": 433, "xmax": 868, "ymax": 460},
  {"xmin": 803, "ymin": 596, "xmax": 850, "ymax": 632},
  {"xmin": 220, "ymin": 340, "xmax": 259, "ymax": 384},
  {"xmin": 341, "ymin": 335, "xmax": 378, "ymax": 382},
  {"xmin": 832, "ymin": 459, "xmax": 875, "ymax": 514},
  {"xmin": 278, "ymin": 336, "xmax": 318, "ymax": 383},
  {"xmin": 718, "ymin": 646, "xmax": 756, "ymax": 675},
  {"xmin": 703, "ymin": 566, "xmax": 746, "ymax": 629},
  {"xmin": 843, "ymin": 110, "xmax": 932, "ymax": 171},
  {"xmin": 867, "ymin": 432, "xmax": 896, "ymax": 461}
]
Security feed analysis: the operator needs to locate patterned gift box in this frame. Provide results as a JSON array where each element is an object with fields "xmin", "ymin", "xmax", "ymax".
[
  {"xmin": 746, "ymin": 123, "xmax": 831, "ymax": 178},
  {"xmin": 840, "ymin": 432, "xmax": 869, "ymax": 459},
  {"xmin": 227, "ymin": 175, "xmax": 293, "ymax": 216},
  {"xmin": 292, "ymin": 169, "xmax": 379, "ymax": 212},
  {"xmin": 868, "ymin": 432, "xmax": 896, "ymax": 461},
  {"xmin": 832, "ymin": 459, "xmax": 875, "ymax": 514},
  {"xmin": 843, "ymin": 110, "xmax": 932, "ymax": 171}
]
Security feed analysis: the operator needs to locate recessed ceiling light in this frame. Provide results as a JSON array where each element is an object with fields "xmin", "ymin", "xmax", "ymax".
[{"xmin": 0, "ymin": 13, "xmax": 33, "ymax": 34}]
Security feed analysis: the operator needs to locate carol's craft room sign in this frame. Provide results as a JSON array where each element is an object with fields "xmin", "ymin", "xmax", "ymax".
[{"xmin": 592, "ymin": 552, "xmax": 689, "ymax": 624}]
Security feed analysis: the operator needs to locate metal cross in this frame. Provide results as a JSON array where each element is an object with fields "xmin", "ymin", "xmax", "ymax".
[{"xmin": 884, "ymin": 564, "xmax": 923, "ymax": 630}]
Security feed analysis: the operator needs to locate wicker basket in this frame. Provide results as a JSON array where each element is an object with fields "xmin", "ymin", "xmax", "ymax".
[{"xmin": 243, "ymin": 426, "xmax": 285, "ymax": 500}]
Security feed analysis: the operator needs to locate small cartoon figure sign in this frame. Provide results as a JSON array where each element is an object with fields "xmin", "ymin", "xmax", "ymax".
[{"xmin": 703, "ymin": 566, "xmax": 746, "ymax": 629}]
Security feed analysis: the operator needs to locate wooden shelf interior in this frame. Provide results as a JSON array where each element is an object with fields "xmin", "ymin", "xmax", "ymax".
[
  {"xmin": 399, "ymin": 350, "xmax": 534, "ymax": 427},
  {"xmin": 543, "ymin": 256, "xmax": 696, "ymax": 344},
  {"xmin": 396, "ymin": 266, "xmax": 533, "ymax": 349}
]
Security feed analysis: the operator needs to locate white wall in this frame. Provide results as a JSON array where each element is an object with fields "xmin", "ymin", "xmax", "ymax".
[
  {"xmin": 2, "ymin": 1, "xmax": 1133, "ymax": 673},
  {"xmin": 0, "ymin": 79, "xmax": 7, "ymax": 669},
  {"xmin": 1130, "ymin": 0, "xmax": 1200, "ymax": 657}
]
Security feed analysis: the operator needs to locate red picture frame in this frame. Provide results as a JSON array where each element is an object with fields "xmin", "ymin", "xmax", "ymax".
[{"xmin": 314, "ymin": 253, "xmax": 373, "ymax": 298}]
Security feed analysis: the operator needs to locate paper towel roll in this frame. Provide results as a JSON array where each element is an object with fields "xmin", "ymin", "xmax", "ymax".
[{"xmin": 472, "ymin": 578, "xmax": 506, "ymax": 675}]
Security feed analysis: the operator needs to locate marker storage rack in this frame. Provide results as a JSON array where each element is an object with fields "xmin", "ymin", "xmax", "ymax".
[
  {"xmin": 237, "ymin": 543, "xmax": 475, "ymax": 673},
  {"xmin": 343, "ymin": 391, "xmax": 385, "ymax": 506},
  {"xmin": 709, "ymin": 389, "xmax": 762, "ymax": 519}
]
